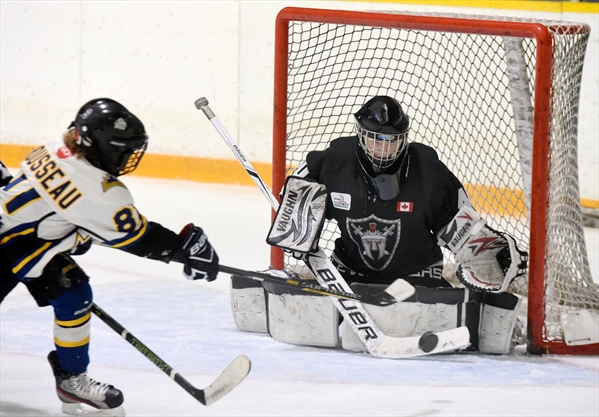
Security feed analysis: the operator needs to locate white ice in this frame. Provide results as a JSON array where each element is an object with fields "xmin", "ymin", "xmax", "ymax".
[{"xmin": 2, "ymin": 177, "xmax": 598, "ymax": 417}]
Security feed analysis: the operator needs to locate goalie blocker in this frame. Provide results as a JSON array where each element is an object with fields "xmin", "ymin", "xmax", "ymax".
[{"xmin": 266, "ymin": 176, "xmax": 327, "ymax": 255}]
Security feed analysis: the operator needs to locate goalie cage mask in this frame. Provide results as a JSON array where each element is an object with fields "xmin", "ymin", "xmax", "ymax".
[
  {"xmin": 69, "ymin": 98, "xmax": 149, "ymax": 176},
  {"xmin": 354, "ymin": 96, "xmax": 410, "ymax": 172}
]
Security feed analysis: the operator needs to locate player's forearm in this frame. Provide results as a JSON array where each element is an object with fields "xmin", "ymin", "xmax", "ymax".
[{"xmin": 120, "ymin": 221, "xmax": 183, "ymax": 262}]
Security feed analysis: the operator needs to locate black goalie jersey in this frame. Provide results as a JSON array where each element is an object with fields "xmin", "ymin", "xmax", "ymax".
[{"xmin": 297, "ymin": 136, "xmax": 471, "ymax": 285}]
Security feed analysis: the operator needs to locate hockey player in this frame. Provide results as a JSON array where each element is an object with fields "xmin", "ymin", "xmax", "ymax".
[
  {"xmin": 0, "ymin": 98, "xmax": 219, "ymax": 416},
  {"xmin": 231, "ymin": 96, "xmax": 528, "ymax": 355}
]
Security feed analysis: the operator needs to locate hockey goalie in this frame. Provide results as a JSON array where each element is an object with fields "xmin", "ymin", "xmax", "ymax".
[{"xmin": 230, "ymin": 96, "xmax": 528, "ymax": 355}]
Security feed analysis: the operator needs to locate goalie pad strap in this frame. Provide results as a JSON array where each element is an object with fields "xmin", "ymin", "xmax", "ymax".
[{"xmin": 266, "ymin": 176, "xmax": 327, "ymax": 253}]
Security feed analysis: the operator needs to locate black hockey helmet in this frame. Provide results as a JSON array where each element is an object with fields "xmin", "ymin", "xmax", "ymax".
[
  {"xmin": 69, "ymin": 98, "xmax": 148, "ymax": 176},
  {"xmin": 354, "ymin": 96, "xmax": 410, "ymax": 171}
]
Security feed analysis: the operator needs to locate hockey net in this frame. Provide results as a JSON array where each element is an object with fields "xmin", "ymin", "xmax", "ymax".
[{"xmin": 270, "ymin": 7, "xmax": 598, "ymax": 355}]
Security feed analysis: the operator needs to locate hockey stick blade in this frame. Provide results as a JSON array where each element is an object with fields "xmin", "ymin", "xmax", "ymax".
[
  {"xmin": 219, "ymin": 264, "xmax": 408, "ymax": 306},
  {"xmin": 384, "ymin": 278, "xmax": 416, "ymax": 302},
  {"xmin": 91, "ymin": 304, "xmax": 250, "ymax": 406},
  {"xmin": 197, "ymin": 355, "xmax": 251, "ymax": 406},
  {"xmin": 371, "ymin": 326, "xmax": 471, "ymax": 358}
]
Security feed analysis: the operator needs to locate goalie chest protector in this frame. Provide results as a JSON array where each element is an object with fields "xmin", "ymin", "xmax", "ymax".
[{"xmin": 305, "ymin": 137, "xmax": 466, "ymax": 283}]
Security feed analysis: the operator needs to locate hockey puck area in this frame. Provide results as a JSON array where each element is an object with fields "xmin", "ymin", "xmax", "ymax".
[{"xmin": 418, "ymin": 331, "xmax": 439, "ymax": 353}]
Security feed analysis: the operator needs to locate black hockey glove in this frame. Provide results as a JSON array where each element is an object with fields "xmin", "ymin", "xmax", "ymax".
[
  {"xmin": 0, "ymin": 160, "xmax": 13, "ymax": 187},
  {"xmin": 172, "ymin": 223, "xmax": 219, "ymax": 281}
]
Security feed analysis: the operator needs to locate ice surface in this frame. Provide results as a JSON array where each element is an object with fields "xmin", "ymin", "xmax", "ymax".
[{"xmin": 2, "ymin": 177, "xmax": 598, "ymax": 416}]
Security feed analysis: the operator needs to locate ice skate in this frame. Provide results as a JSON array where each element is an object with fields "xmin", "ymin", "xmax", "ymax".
[{"xmin": 48, "ymin": 351, "xmax": 126, "ymax": 416}]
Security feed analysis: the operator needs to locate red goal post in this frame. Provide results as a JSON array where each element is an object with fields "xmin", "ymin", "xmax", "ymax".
[{"xmin": 270, "ymin": 7, "xmax": 598, "ymax": 355}]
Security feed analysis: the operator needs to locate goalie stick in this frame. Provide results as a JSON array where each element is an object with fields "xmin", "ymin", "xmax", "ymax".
[
  {"xmin": 219, "ymin": 264, "xmax": 414, "ymax": 306},
  {"xmin": 91, "ymin": 303, "xmax": 250, "ymax": 406},
  {"xmin": 194, "ymin": 97, "xmax": 470, "ymax": 358}
]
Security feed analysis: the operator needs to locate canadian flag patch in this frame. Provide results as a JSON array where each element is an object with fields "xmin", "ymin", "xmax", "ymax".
[{"xmin": 397, "ymin": 201, "xmax": 413, "ymax": 212}]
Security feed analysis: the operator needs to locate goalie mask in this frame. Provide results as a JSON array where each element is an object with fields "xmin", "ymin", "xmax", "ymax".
[
  {"xmin": 354, "ymin": 96, "xmax": 410, "ymax": 173},
  {"xmin": 69, "ymin": 98, "xmax": 148, "ymax": 176}
]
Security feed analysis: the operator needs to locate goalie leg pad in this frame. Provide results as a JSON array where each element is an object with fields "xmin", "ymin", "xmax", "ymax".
[
  {"xmin": 264, "ymin": 282, "xmax": 340, "ymax": 348},
  {"xmin": 478, "ymin": 292, "xmax": 523, "ymax": 354},
  {"xmin": 230, "ymin": 275, "xmax": 268, "ymax": 333}
]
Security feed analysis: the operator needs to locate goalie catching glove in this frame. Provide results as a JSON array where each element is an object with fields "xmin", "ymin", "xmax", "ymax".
[
  {"xmin": 437, "ymin": 205, "xmax": 528, "ymax": 293},
  {"xmin": 172, "ymin": 223, "xmax": 219, "ymax": 281}
]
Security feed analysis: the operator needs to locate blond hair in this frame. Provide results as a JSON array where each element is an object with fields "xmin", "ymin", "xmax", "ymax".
[{"xmin": 62, "ymin": 129, "xmax": 86, "ymax": 159}]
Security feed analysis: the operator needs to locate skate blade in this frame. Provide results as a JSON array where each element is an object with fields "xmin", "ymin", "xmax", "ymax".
[{"xmin": 62, "ymin": 402, "xmax": 126, "ymax": 417}]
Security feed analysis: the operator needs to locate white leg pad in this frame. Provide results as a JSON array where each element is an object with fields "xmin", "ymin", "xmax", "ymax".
[
  {"xmin": 342, "ymin": 302, "xmax": 460, "ymax": 352},
  {"xmin": 230, "ymin": 281, "xmax": 268, "ymax": 334},
  {"xmin": 478, "ymin": 295, "xmax": 523, "ymax": 354},
  {"xmin": 267, "ymin": 292, "xmax": 340, "ymax": 348}
]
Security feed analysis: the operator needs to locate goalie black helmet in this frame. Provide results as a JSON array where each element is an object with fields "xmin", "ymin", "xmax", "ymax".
[
  {"xmin": 69, "ymin": 98, "xmax": 148, "ymax": 176},
  {"xmin": 354, "ymin": 96, "xmax": 410, "ymax": 172}
]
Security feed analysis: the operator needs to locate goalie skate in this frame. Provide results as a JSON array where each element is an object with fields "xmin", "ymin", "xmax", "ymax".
[{"xmin": 48, "ymin": 351, "xmax": 126, "ymax": 416}]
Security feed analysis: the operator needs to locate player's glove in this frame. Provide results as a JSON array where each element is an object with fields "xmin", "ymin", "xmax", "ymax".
[
  {"xmin": 172, "ymin": 223, "xmax": 219, "ymax": 281},
  {"xmin": 0, "ymin": 159, "xmax": 13, "ymax": 187}
]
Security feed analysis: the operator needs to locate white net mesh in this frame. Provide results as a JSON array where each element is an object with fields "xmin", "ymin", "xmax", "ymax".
[{"xmin": 275, "ymin": 11, "xmax": 598, "ymax": 349}]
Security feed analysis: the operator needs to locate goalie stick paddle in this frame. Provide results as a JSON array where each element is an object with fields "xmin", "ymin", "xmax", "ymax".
[
  {"xmin": 91, "ymin": 303, "xmax": 250, "ymax": 406},
  {"xmin": 219, "ymin": 264, "xmax": 414, "ymax": 306},
  {"xmin": 194, "ymin": 97, "xmax": 471, "ymax": 358}
]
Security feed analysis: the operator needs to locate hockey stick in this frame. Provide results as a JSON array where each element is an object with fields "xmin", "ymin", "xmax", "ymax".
[
  {"xmin": 219, "ymin": 263, "xmax": 411, "ymax": 306},
  {"xmin": 194, "ymin": 97, "xmax": 470, "ymax": 358},
  {"xmin": 91, "ymin": 303, "xmax": 250, "ymax": 406}
]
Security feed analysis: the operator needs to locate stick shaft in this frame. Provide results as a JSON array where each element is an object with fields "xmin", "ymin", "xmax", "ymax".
[
  {"xmin": 196, "ymin": 99, "xmax": 280, "ymax": 209},
  {"xmin": 219, "ymin": 264, "xmax": 389, "ymax": 306}
]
